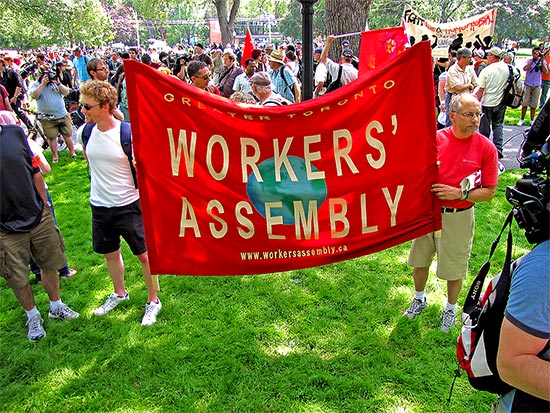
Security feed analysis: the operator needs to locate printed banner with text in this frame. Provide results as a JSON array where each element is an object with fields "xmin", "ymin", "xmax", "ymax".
[
  {"xmin": 124, "ymin": 41, "xmax": 441, "ymax": 276},
  {"xmin": 402, "ymin": 6, "xmax": 496, "ymax": 58}
]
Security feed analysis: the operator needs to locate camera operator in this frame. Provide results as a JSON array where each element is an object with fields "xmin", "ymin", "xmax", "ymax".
[
  {"xmin": 494, "ymin": 106, "xmax": 549, "ymax": 412},
  {"xmin": 518, "ymin": 47, "xmax": 548, "ymax": 126},
  {"xmin": 29, "ymin": 67, "xmax": 77, "ymax": 162}
]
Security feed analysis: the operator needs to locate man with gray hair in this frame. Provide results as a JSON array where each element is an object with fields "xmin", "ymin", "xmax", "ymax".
[
  {"xmin": 444, "ymin": 48, "xmax": 478, "ymax": 126},
  {"xmin": 475, "ymin": 46, "xmax": 509, "ymax": 159},
  {"xmin": 249, "ymin": 72, "xmax": 291, "ymax": 106},
  {"xmin": 403, "ymin": 93, "xmax": 498, "ymax": 333}
]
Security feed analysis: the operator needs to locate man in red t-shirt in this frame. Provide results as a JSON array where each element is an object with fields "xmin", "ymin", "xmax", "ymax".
[{"xmin": 404, "ymin": 93, "xmax": 498, "ymax": 333}]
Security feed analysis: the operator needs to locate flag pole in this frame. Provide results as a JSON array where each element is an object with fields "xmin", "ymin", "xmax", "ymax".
[{"xmin": 332, "ymin": 31, "xmax": 362, "ymax": 38}]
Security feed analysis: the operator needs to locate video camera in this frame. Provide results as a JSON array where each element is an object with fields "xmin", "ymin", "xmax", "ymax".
[{"xmin": 505, "ymin": 100, "xmax": 550, "ymax": 244}]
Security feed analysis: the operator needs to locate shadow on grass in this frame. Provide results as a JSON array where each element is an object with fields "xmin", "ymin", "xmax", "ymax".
[{"xmin": 0, "ymin": 153, "xmax": 505, "ymax": 413}]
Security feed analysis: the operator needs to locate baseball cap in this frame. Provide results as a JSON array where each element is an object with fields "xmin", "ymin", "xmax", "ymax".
[
  {"xmin": 342, "ymin": 40, "xmax": 350, "ymax": 47},
  {"xmin": 487, "ymin": 47, "xmax": 503, "ymax": 58},
  {"xmin": 342, "ymin": 48, "xmax": 354, "ymax": 58},
  {"xmin": 249, "ymin": 72, "xmax": 271, "ymax": 86}
]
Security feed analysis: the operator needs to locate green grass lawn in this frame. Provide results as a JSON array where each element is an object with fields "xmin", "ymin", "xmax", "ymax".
[{"xmin": 0, "ymin": 150, "xmax": 533, "ymax": 413}]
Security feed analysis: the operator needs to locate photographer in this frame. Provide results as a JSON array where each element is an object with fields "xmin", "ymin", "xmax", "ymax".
[
  {"xmin": 517, "ymin": 47, "xmax": 548, "ymax": 126},
  {"xmin": 29, "ymin": 67, "xmax": 76, "ymax": 162},
  {"xmin": 495, "ymin": 102, "xmax": 550, "ymax": 412}
]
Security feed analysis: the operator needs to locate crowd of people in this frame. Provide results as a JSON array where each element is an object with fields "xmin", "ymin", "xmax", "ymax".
[{"xmin": 0, "ymin": 35, "xmax": 548, "ymax": 412}]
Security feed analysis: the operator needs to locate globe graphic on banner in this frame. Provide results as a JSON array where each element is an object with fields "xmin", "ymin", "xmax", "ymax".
[{"xmin": 246, "ymin": 156, "xmax": 328, "ymax": 225}]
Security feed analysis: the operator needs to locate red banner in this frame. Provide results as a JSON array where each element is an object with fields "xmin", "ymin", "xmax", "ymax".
[
  {"xmin": 358, "ymin": 27, "xmax": 407, "ymax": 75},
  {"xmin": 241, "ymin": 27, "xmax": 253, "ymax": 68},
  {"xmin": 124, "ymin": 41, "xmax": 440, "ymax": 276}
]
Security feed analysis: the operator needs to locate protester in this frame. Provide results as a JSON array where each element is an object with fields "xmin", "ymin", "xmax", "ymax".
[
  {"xmin": 540, "ymin": 46, "xmax": 550, "ymax": 108},
  {"xmin": 232, "ymin": 58, "xmax": 256, "ymax": 95},
  {"xmin": 0, "ymin": 110, "xmax": 79, "ymax": 341},
  {"xmin": 188, "ymin": 61, "xmax": 220, "ymax": 94},
  {"xmin": 475, "ymin": 47, "xmax": 509, "ymax": 159},
  {"xmin": 444, "ymin": 48, "xmax": 478, "ymax": 126},
  {"xmin": 217, "ymin": 51, "xmax": 243, "ymax": 98},
  {"xmin": 496, "ymin": 143, "xmax": 550, "ymax": 411},
  {"xmin": 26, "ymin": 136, "xmax": 77, "ymax": 283},
  {"xmin": 267, "ymin": 49, "xmax": 301, "ymax": 103},
  {"xmin": 403, "ymin": 93, "xmax": 498, "ymax": 333},
  {"xmin": 249, "ymin": 71, "xmax": 291, "ymax": 106},
  {"xmin": 29, "ymin": 66, "xmax": 77, "ymax": 162},
  {"xmin": 78, "ymin": 81, "xmax": 162, "ymax": 326},
  {"xmin": 319, "ymin": 35, "xmax": 359, "ymax": 88},
  {"xmin": 517, "ymin": 47, "xmax": 548, "ymax": 126}
]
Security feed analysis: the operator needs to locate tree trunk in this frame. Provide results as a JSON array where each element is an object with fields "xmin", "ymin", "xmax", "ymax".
[
  {"xmin": 325, "ymin": 0, "xmax": 372, "ymax": 60},
  {"xmin": 214, "ymin": 0, "xmax": 240, "ymax": 47}
]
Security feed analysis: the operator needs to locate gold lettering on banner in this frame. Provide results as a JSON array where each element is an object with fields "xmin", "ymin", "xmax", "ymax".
[
  {"xmin": 333, "ymin": 129, "xmax": 359, "ymax": 176},
  {"xmin": 329, "ymin": 198, "xmax": 349, "ymax": 238},
  {"xmin": 382, "ymin": 185, "xmax": 404, "ymax": 227},
  {"xmin": 365, "ymin": 121, "xmax": 386, "ymax": 169},
  {"xmin": 206, "ymin": 135, "xmax": 229, "ymax": 181},
  {"xmin": 265, "ymin": 202, "xmax": 285, "ymax": 240},
  {"xmin": 241, "ymin": 138, "xmax": 262, "ymax": 183},
  {"xmin": 294, "ymin": 200, "xmax": 320, "ymax": 240},
  {"xmin": 304, "ymin": 134, "xmax": 325, "ymax": 180},
  {"xmin": 235, "ymin": 201, "xmax": 254, "ymax": 239},
  {"xmin": 179, "ymin": 198, "xmax": 201, "ymax": 237},
  {"xmin": 274, "ymin": 138, "xmax": 298, "ymax": 182},
  {"xmin": 207, "ymin": 200, "xmax": 227, "ymax": 238},
  {"xmin": 360, "ymin": 194, "xmax": 378, "ymax": 234},
  {"xmin": 167, "ymin": 128, "xmax": 196, "ymax": 177}
]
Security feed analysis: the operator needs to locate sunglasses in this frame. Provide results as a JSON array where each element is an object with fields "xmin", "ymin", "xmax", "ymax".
[{"xmin": 79, "ymin": 102, "xmax": 101, "ymax": 111}]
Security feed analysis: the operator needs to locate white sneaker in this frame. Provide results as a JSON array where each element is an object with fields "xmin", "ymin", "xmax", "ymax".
[
  {"xmin": 49, "ymin": 303, "xmax": 80, "ymax": 320},
  {"xmin": 403, "ymin": 297, "xmax": 427, "ymax": 319},
  {"xmin": 93, "ymin": 292, "xmax": 129, "ymax": 316},
  {"xmin": 440, "ymin": 309, "xmax": 456, "ymax": 333},
  {"xmin": 141, "ymin": 299, "xmax": 162, "ymax": 326},
  {"xmin": 516, "ymin": 120, "xmax": 524, "ymax": 126},
  {"xmin": 26, "ymin": 314, "xmax": 46, "ymax": 341}
]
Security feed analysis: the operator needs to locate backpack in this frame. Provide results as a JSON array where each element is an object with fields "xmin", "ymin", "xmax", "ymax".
[
  {"xmin": 325, "ymin": 65, "xmax": 343, "ymax": 93},
  {"xmin": 454, "ymin": 211, "xmax": 515, "ymax": 396},
  {"xmin": 502, "ymin": 65, "xmax": 523, "ymax": 109},
  {"xmin": 81, "ymin": 122, "xmax": 137, "ymax": 188}
]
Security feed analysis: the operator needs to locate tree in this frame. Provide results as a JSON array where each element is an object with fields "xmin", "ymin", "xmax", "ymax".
[
  {"xmin": 212, "ymin": 0, "xmax": 241, "ymax": 46},
  {"xmin": 324, "ymin": 0, "xmax": 372, "ymax": 59}
]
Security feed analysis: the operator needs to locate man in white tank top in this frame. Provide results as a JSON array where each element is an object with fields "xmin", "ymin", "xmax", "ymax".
[{"xmin": 77, "ymin": 80, "xmax": 161, "ymax": 326}]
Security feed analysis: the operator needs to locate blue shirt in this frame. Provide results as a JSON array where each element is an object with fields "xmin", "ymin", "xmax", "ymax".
[
  {"xmin": 73, "ymin": 56, "xmax": 91, "ymax": 82},
  {"xmin": 28, "ymin": 80, "xmax": 67, "ymax": 119},
  {"xmin": 270, "ymin": 66, "xmax": 296, "ymax": 102}
]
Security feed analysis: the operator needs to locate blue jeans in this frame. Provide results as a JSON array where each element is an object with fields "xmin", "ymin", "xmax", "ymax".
[
  {"xmin": 480, "ymin": 103, "xmax": 506, "ymax": 157},
  {"xmin": 445, "ymin": 93, "xmax": 452, "ymax": 127},
  {"xmin": 540, "ymin": 79, "xmax": 550, "ymax": 108}
]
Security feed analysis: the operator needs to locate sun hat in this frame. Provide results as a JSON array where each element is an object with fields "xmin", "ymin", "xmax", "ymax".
[{"xmin": 267, "ymin": 49, "xmax": 285, "ymax": 64}]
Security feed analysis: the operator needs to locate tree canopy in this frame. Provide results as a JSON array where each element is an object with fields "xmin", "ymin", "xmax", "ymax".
[{"xmin": 0, "ymin": 0, "xmax": 548, "ymax": 50}]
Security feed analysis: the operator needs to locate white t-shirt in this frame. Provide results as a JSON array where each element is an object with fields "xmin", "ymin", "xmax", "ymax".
[
  {"xmin": 78, "ymin": 121, "xmax": 139, "ymax": 207},
  {"xmin": 478, "ymin": 61, "xmax": 510, "ymax": 107}
]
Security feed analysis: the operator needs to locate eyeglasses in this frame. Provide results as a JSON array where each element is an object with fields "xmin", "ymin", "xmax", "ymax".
[
  {"xmin": 94, "ymin": 67, "xmax": 108, "ymax": 72},
  {"xmin": 79, "ymin": 102, "xmax": 101, "ymax": 111},
  {"xmin": 457, "ymin": 111, "xmax": 484, "ymax": 119},
  {"xmin": 196, "ymin": 73, "xmax": 210, "ymax": 80}
]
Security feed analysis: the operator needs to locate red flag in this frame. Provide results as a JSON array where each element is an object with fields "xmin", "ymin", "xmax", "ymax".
[
  {"xmin": 358, "ymin": 26, "xmax": 407, "ymax": 75},
  {"xmin": 124, "ymin": 42, "xmax": 439, "ymax": 276},
  {"xmin": 241, "ymin": 27, "xmax": 253, "ymax": 68}
]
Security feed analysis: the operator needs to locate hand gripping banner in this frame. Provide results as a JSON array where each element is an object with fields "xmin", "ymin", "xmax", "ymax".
[{"xmin": 124, "ymin": 41, "xmax": 441, "ymax": 276}]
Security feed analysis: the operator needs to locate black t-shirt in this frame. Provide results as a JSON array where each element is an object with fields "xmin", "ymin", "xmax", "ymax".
[
  {"xmin": 0, "ymin": 68, "xmax": 23, "ymax": 99},
  {"xmin": 0, "ymin": 125, "xmax": 43, "ymax": 233}
]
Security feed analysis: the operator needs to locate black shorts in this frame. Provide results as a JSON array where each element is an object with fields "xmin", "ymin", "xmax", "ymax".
[{"xmin": 91, "ymin": 200, "xmax": 147, "ymax": 255}]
